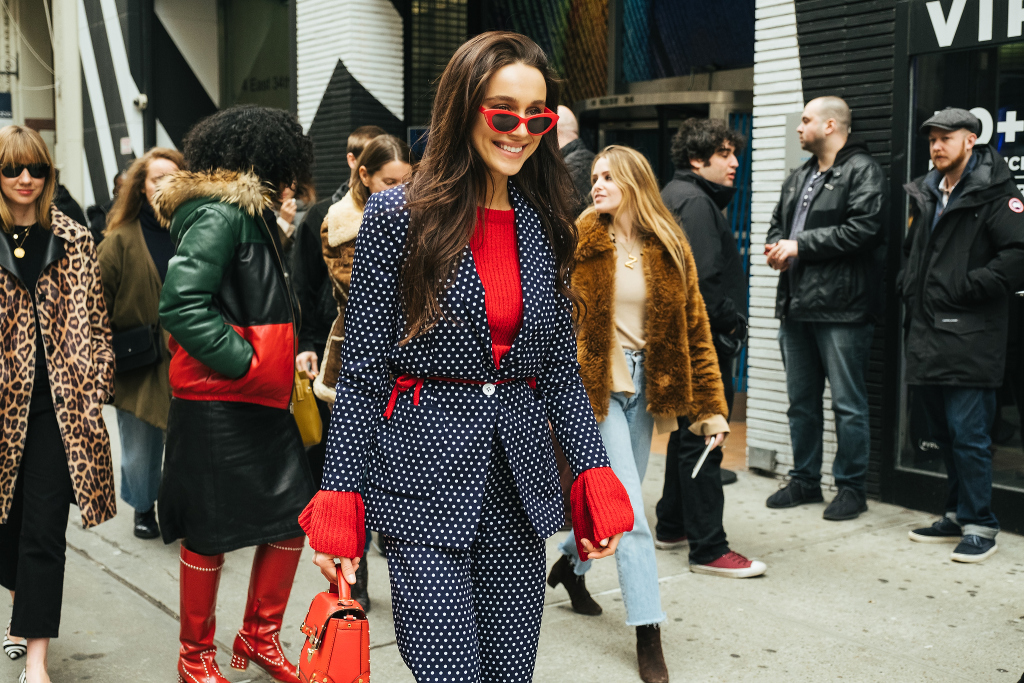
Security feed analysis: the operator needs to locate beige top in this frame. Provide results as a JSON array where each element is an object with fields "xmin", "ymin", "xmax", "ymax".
[{"xmin": 608, "ymin": 234, "xmax": 677, "ymax": 435}]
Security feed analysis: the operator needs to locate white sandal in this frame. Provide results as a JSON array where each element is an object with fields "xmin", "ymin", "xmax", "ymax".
[{"xmin": 3, "ymin": 620, "xmax": 26, "ymax": 660}]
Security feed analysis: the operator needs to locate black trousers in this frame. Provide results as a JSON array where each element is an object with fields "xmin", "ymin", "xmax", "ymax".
[
  {"xmin": 655, "ymin": 349, "xmax": 734, "ymax": 565},
  {"xmin": 0, "ymin": 394, "xmax": 75, "ymax": 638}
]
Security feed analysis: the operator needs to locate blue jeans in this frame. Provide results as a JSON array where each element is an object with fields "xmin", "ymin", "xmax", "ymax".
[
  {"xmin": 916, "ymin": 386, "xmax": 999, "ymax": 538},
  {"xmin": 778, "ymin": 319, "xmax": 873, "ymax": 493},
  {"xmin": 558, "ymin": 350, "xmax": 665, "ymax": 626},
  {"xmin": 116, "ymin": 409, "xmax": 165, "ymax": 512}
]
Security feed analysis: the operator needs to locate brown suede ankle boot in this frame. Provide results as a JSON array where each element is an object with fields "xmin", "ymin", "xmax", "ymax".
[{"xmin": 636, "ymin": 624, "xmax": 669, "ymax": 683}]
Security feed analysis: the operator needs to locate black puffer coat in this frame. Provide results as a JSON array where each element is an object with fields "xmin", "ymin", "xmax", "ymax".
[
  {"xmin": 561, "ymin": 138, "xmax": 595, "ymax": 218},
  {"xmin": 900, "ymin": 144, "xmax": 1024, "ymax": 388},
  {"xmin": 766, "ymin": 139, "xmax": 886, "ymax": 323}
]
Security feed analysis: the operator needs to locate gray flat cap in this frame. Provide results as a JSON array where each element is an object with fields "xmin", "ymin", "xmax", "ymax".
[{"xmin": 920, "ymin": 107, "xmax": 982, "ymax": 136}]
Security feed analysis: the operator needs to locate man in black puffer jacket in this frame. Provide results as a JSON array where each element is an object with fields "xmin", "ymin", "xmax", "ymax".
[
  {"xmin": 764, "ymin": 96, "xmax": 886, "ymax": 521},
  {"xmin": 902, "ymin": 108, "xmax": 1024, "ymax": 563},
  {"xmin": 557, "ymin": 106, "xmax": 595, "ymax": 219}
]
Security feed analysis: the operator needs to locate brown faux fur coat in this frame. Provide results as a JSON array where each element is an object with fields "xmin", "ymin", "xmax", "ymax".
[
  {"xmin": 574, "ymin": 211, "xmax": 728, "ymax": 433},
  {"xmin": 312, "ymin": 191, "xmax": 361, "ymax": 404}
]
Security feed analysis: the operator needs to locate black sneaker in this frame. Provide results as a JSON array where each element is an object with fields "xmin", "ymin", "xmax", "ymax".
[
  {"xmin": 765, "ymin": 479, "xmax": 823, "ymax": 508},
  {"xmin": 908, "ymin": 517, "xmax": 961, "ymax": 543},
  {"xmin": 823, "ymin": 488, "xmax": 867, "ymax": 520},
  {"xmin": 721, "ymin": 468, "xmax": 738, "ymax": 486},
  {"xmin": 950, "ymin": 535, "xmax": 998, "ymax": 563},
  {"xmin": 133, "ymin": 508, "xmax": 160, "ymax": 539}
]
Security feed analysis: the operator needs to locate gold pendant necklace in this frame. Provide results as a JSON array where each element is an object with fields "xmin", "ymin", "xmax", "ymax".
[
  {"xmin": 612, "ymin": 232, "xmax": 642, "ymax": 269},
  {"xmin": 11, "ymin": 225, "xmax": 31, "ymax": 259}
]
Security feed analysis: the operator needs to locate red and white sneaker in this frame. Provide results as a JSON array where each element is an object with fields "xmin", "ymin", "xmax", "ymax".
[{"xmin": 690, "ymin": 551, "xmax": 767, "ymax": 578}]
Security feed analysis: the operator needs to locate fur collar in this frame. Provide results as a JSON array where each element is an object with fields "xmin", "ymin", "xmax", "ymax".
[
  {"xmin": 151, "ymin": 169, "xmax": 270, "ymax": 227},
  {"xmin": 575, "ymin": 210, "xmax": 615, "ymax": 261},
  {"xmin": 325, "ymin": 191, "xmax": 362, "ymax": 247},
  {"xmin": 49, "ymin": 205, "xmax": 89, "ymax": 242}
]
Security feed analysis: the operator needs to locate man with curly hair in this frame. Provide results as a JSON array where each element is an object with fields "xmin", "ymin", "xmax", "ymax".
[{"xmin": 653, "ymin": 118, "xmax": 765, "ymax": 579}]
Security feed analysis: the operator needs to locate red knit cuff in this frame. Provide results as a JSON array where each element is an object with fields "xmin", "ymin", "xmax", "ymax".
[
  {"xmin": 298, "ymin": 490, "xmax": 366, "ymax": 558},
  {"xmin": 569, "ymin": 466, "xmax": 634, "ymax": 560}
]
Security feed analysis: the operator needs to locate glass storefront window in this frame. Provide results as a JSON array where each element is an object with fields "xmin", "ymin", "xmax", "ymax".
[
  {"xmin": 222, "ymin": 0, "xmax": 291, "ymax": 110},
  {"xmin": 900, "ymin": 44, "xmax": 1024, "ymax": 491}
]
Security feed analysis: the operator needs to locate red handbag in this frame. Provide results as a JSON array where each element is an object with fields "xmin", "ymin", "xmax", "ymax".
[{"xmin": 298, "ymin": 574, "xmax": 370, "ymax": 683}]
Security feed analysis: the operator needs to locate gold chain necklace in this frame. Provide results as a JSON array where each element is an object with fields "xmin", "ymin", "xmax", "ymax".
[
  {"xmin": 612, "ymin": 231, "xmax": 642, "ymax": 269},
  {"xmin": 10, "ymin": 225, "xmax": 31, "ymax": 259}
]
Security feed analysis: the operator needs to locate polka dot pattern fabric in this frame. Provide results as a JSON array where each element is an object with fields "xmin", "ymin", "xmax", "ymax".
[
  {"xmin": 384, "ymin": 441, "xmax": 546, "ymax": 683},
  {"xmin": 321, "ymin": 182, "xmax": 611, "ymax": 550}
]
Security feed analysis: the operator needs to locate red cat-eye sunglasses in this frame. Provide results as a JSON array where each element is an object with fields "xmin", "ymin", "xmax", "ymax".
[{"xmin": 478, "ymin": 107, "xmax": 559, "ymax": 136}]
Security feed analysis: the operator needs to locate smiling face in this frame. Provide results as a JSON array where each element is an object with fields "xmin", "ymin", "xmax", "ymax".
[
  {"xmin": 360, "ymin": 159, "xmax": 412, "ymax": 195},
  {"xmin": 1, "ymin": 166, "xmax": 45, "ymax": 218},
  {"xmin": 471, "ymin": 62, "xmax": 548, "ymax": 188},
  {"xmin": 591, "ymin": 156, "xmax": 624, "ymax": 217},
  {"xmin": 144, "ymin": 157, "xmax": 180, "ymax": 203}
]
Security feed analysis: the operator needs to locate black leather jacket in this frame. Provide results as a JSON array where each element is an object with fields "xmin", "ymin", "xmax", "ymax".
[
  {"xmin": 900, "ymin": 145, "xmax": 1024, "ymax": 387},
  {"xmin": 766, "ymin": 139, "xmax": 887, "ymax": 323}
]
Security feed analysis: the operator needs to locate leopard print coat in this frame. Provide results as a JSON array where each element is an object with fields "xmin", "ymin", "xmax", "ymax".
[{"xmin": 0, "ymin": 206, "xmax": 117, "ymax": 528}]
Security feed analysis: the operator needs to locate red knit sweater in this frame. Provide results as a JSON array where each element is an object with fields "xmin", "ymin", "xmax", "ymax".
[
  {"xmin": 470, "ymin": 207, "xmax": 522, "ymax": 368},
  {"xmin": 299, "ymin": 207, "xmax": 634, "ymax": 559}
]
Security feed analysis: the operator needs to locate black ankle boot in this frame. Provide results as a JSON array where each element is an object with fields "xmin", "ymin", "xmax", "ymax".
[
  {"xmin": 133, "ymin": 507, "xmax": 160, "ymax": 539},
  {"xmin": 636, "ymin": 624, "xmax": 669, "ymax": 683},
  {"xmin": 546, "ymin": 555, "xmax": 601, "ymax": 616},
  {"xmin": 352, "ymin": 559, "xmax": 371, "ymax": 613}
]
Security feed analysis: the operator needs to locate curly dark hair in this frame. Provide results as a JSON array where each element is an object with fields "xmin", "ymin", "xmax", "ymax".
[
  {"xmin": 182, "ymin": 105, "xmax": 315, "ymax": 200},
  {"xmin": 671, "ymin": 118, "xmax": 746, "ymax": 170}
]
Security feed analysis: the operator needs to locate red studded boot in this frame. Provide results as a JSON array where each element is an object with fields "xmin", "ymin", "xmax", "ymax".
[
  {"xmin": 177, "ymin": 545, "xmax": 229, "ymax": 683},
  {"xmin": 231, "ymin": 537, "xmax": 304, "ymax": 682}
]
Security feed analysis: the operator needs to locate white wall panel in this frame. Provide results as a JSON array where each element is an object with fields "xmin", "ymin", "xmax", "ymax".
[{"xmin": 295, "ymin": 0, "xmax": 404, "ymax": 131}]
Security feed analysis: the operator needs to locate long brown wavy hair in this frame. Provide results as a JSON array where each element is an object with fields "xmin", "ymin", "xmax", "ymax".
[
  {"xmin": 350, "ymin": 134, "xmax": 411, "ymax": 210},
  {"xmin": 402, "ymin": 31, "xmax": 579, "ymax": 341},
  {"xmin": 106, "ymin": 147, "xmax": 184, "ymax": 231}
]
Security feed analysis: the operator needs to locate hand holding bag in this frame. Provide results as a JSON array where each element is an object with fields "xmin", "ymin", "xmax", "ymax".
[
  {"xmin": 292, "ymin": 370, "xmax": 323, "ymax": 448},
  {"xmin": 298, "ymin": 572, "xmax": 370, "ymax": 683}
]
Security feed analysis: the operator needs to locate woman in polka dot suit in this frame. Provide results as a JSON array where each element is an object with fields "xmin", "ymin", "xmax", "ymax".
[{"xmin": 298, "ymin": 31, "xmax": 634, "ymax": 682}]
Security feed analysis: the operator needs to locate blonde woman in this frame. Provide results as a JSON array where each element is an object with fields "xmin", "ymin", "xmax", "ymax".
[
  {"xmin": 98, "ymin": 147, "xmax": 183, "ymax": 540},
  {"xmin": 547, "ymin": 145, "xmax": 731, "ymax": 683},
  {"xmin": 0, "ymin": 125, "xmax": 116, "ymax": 683}
]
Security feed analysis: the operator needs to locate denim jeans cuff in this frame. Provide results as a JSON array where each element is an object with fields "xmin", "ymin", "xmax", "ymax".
[
  {"xmin": 625, "ymin": 612, "xmax": 667, "ymax": 628},
  {"xmin": 962, "ymin": 524, "xmax": 998, "ymax": 540}
]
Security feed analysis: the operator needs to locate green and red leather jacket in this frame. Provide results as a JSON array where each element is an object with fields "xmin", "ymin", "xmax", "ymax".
[{"xmin": 155, "ymin": 170, "xmax": 297, "ymax": 409}]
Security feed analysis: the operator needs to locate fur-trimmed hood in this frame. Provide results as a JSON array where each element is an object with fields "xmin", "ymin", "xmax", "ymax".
[
  {"xmin": 151, "ymin": 169, "xmax": 271, "ymax": 227},
  {"xmin": 324, "ymin": 191, "xmax": 362, "ymax": 247}
]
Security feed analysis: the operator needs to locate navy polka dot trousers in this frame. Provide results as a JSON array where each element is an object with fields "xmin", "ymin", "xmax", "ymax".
[{"xmin": 383, "ymin": 440, "xmax": 546, "ymax": 683}]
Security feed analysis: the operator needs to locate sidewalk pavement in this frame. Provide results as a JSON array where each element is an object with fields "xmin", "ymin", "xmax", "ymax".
[{"xmin": 2, "ymin": 408, "xmax": 1022, "ymax": 683}]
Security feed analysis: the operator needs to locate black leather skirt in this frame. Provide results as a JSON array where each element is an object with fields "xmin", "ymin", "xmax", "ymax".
[{"xmin": 159, "ymin": 398, "xmax": 315, "ymax": 555}]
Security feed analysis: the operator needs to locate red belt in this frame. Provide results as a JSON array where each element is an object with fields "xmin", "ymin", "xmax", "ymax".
[{"xmin": 384, "ymin": 374, "xmax": 537, "ymax": 419}]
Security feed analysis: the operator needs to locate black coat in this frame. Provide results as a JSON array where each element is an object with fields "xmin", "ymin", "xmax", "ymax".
[
  {"xmin": 900, "ymin": 144, "xmax": 1024, "ymax": 388},
  {"xmin": 561, "ymin": 138, "xmax": 595, "ymax": 218},
  {"xmin": 661, "ymin": 170, "xmax": 747, "ymax": 337},
  {"xmin": 291, "ymin": 183, "xmax": 347, "ymax": 355},
  {"xmin": 766, "ymin": 139, "xmax": 887, "ymax": 323}
]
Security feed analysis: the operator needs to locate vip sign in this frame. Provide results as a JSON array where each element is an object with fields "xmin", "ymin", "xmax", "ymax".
[{"xmin": 911, "ymin": 0, "xmax": 1024, "ymax": 52}]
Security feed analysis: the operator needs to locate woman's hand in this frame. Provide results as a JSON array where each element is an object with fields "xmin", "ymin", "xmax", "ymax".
[
  {"xmin": 280, "ymin": 197, "xmax": 297, "ymax": 226},
  {"xmin": 312, "ymin": 551, "xmax": 360, "ymax": 585},
  {"xmin": 705, "ymin": 432, "xmax": 727, "ymax": 450},
  {"xmin": 296, "ymin": 351, "xmax": 319, "ymax": 379},
  {"xmin": 579, "ymin": 533, "xmax": 623, "ymax": 560}
]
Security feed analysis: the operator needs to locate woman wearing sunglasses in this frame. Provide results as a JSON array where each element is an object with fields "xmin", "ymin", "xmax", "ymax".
[
  {"xmin": 0, "ymin": 125, "xmax": 116, "ymax": 683},
  {"xmin": 299, "ymin": 31, "xmax": 633, "ymax": 682}
]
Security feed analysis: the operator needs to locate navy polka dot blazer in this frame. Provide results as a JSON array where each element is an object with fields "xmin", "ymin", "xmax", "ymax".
[{"xmin": 321, "ymin": 182, "xmax": 611, "ymax": 548}]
